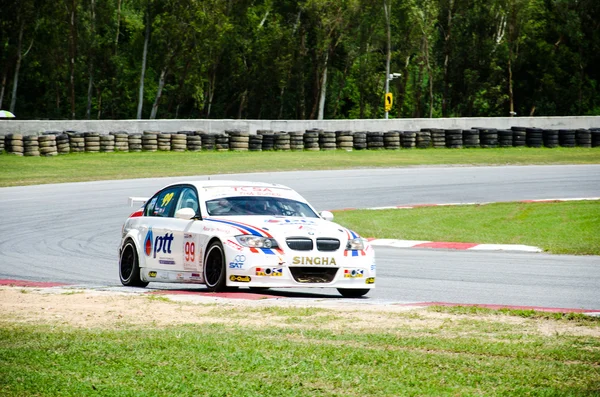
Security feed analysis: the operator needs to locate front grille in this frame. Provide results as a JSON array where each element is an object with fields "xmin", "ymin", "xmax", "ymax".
[
  {"xmin": 289, "ymin": 267, "xmax": 339, "ymax": 283},
  {"xmin": 286, "ymin": 238, "xmax": 313, "ymax": 251},
  {"xmin": 316, "ymin": 238, "xmax": 340, "ymax": 251}
]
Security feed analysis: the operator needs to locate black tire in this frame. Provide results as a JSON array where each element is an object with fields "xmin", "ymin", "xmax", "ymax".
[
  {"xmin": 119, "ymin": 240, "xmax": 149, "ymax": 287},
  {"xmin": 204, "ymin": 241, "xmax": 227, "ymax": 292},
  {"xmin": 337, "ymin": 288, "xmax": 370, "ymax": 298}
]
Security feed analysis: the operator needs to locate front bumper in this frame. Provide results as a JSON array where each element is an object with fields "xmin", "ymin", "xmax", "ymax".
[{"xmin": 223, "ymin": 244, "xmax": 376, "ymax": 289}]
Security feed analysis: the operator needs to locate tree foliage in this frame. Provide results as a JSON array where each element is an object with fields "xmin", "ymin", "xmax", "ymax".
[{"xmin": 1, "ymin": 0, "xmax": 598, "ymax": 119}]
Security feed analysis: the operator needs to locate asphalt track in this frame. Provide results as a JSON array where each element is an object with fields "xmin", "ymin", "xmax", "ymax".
[{"xmin": 1, "ymin": 165, "xmax": 599, "ymax": 310}]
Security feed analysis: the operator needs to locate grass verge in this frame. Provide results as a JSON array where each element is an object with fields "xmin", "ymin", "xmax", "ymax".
[
  {"xmin": 334, "ymin": 201, "xmax": 600, "ymax": 255},
  {"xmin": 0, "ymin": 147, "xmax": 598, "ymax": 187},
  {"xmin": 0, "ymin": 302, "xmax": 599, "ymax": 396}
]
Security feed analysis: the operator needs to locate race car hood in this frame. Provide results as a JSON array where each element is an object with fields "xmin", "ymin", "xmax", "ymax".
[{"xmin": 205, "ymin": 215, "xmax": 355, "ymax": 241}]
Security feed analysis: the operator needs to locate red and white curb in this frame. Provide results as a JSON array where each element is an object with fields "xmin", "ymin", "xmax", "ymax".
[
  {"xmin": 335, "ymin": 197, "xmax": 600, "ymax": 211},
  {"xmin": 368, "ymin": 239, "xmax": 543, "ymax": 252}
]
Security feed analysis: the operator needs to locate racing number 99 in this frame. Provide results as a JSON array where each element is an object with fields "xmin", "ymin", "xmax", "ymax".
[{"xmin": 185, "ymin": 242, "xmax": 195, "ymax": 262}]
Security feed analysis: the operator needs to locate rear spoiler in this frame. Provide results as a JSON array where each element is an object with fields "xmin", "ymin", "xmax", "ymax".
[{"xmin": 128, "ymin": 197, "xmax": 149, "ymax": 207}]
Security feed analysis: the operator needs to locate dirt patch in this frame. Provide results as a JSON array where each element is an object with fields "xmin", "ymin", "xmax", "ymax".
[{"xmin": 1, "ymin": 287, "xmax": 598, "ymax": 338}]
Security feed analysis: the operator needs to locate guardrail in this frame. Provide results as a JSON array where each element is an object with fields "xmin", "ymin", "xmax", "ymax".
[{"xmin": 1, "ymin": 128, "xmax": 598, "ymax": 156}]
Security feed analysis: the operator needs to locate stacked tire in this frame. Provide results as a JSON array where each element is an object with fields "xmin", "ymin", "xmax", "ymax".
[
  {"xmin": 275, "ymin": 132, "xmax": 291, "ymax": 151},
  {"xmin": 430, "ymin": 129, "xmax": 445, "ymax": 148},
  {"xmin": 542, "ymin": 130, "xmax": 559, "ymax": 148},
  {"xmin": 559, "ymin": 130, "xmax": 576, "ymax": 148},
  {"xmin": 227, "ymin": 130, "xmax": 249, "ymax": 151},
  {"xmin": 319, "ymin": 131, "xmax": 336, "ymax": 150},
  {"xmin": 24, "ymin": 135, "xmax": 40, "ymax": 156},
  {"xmin": 383, "ymin": 131, "xmax": 400, "ymax": 150},
  {"xmin": 416, "ymin": 131, "xmax": 432, "ymax": 148},
  {"xmin": 142, "ymin": 131, "xmax": 159, "ymax": 151},
  {"xmin": 576, "ymin": 129, "xmax": 592, "ymax": 148},
  {"xmin": 39, "ymin": 134, "xmax": 58, "ymax": 156},
  {"xmin": 201, "ymin": 133, "xmax": 216, "ymax": 151},
  {"xmin": 444, "ymin": 129, "xmax": 462, "ymax": 148},
  {"xmin": 498, "ymin": 130, "xmax": 514, "ymax": 148},
  {"xmin": 112, "ymin": 132, "xmax": 129, "ymax": 152},
  {"xmin": 336, "ymin": 131, "xmax": 353, "ymax": 151},
  {"xmin": 366, "ymin": 132, "xmax": 384, "ymax": 150},
  {"xmin": 100, "ymin": 134, "xmax": 115, "ymax": 152},
  {"xmin": 258, "ymin": 130, "xmax": 275, "ymax": 150},
  {"xmin": 128, "ymin": 134, "xmax": 142, "ymax": 152},
  {"xmin": 85, "ymin": 132, "xmax": 101, "ymax": 153},
  {"xmin": 215, "ymin": 133, "xmax": 229, "ymax": 151},
  {"xmin": 170, "ymin": 133, "xmax": 187, "ymax": 152},
  {"xmin": 289, "ymin": 131, "xmax": 305, "ymax": 151},
  {"xmin": 303, "ymin": 129, "xmax": 320, "ymax": 151},
  {"xmin": 463, "ymin": 129, "xmax": 480, "ymax": 148},
  {"xmin": 400, "ymin": 131, "xmax": 416, "ymax": 149},
  {"xmin": 353, "ymin": 131, "xmax": 367, "ymax": 150},
  {"xmin": 6, "ymin": 134, "xmax": 24, "ymax": 156},
  {"xmin": 479, "ymin": 129, "xmax": 498, "ymax": 148},
  {"xmin": 69, "ymin": 132, "xmax": 85, "ymax": 153},
  {"xmin": 186, "ymin": 132, "xmax": 202, "ymax": 152},
  {"xmin": 56, "ymin": 134, "xmax": 70, "ymax": 154},
  {"xmin": 249, "ymin": 134, "xmax": 263, "ymax": 151},
  {"xmin": 526, "ymin": 128, "xmax": 543, "ymax": 148},
  {"xmin": 158, "ymin": 133, "xmax": 171, "ymax": 151},
  {"xmin": 0, "ymin": 135, "xmax": 5, "ymax": 153},
  {"xmin": 592, "ymin": 129, "xmax": 600, "ymax": 147},
  {"xmin": 512, "ymin": 127, "xmax": 527, "ymax": 147}
]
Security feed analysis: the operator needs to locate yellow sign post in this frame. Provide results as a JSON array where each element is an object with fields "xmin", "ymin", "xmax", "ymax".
[{"xmin": 385, "ymin": 92, "xmax": 393, "ymax": 112}]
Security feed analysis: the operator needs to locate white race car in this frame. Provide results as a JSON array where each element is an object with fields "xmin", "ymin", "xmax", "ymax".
[{"xmin": 119, "ymin": 180, "xmax": 375, "ymax": 297}]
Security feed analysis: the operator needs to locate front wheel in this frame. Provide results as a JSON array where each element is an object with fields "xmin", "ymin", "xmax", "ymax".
[
  {"xmin": 119, "ymin": 240, "xmax": 149, "ymax": 288},
  {"xmin": 337, "ymin": 288, "xmax": 369, "ymax": 298},
  {"xmin": 204, "ymin": 241, "xmax": 227, "ymax": 292}
]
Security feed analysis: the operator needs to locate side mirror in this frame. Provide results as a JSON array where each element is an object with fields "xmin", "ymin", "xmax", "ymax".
[
  {"xmin": 175, "ymin": 207, "xmax": 196, "ymax": 220},
  {"xmin": 320, "ymin": 210, "xmax": 334, "ymax": 221}
]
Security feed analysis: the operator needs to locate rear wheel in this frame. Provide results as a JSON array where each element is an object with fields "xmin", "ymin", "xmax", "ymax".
[
  {"xmin": 120, "ymin": 240, "xmax": 149, "ymax": 287},
  {"xmin": 204, "ymin": 241, "xmax": 227, "ymax": 292},
  {"xmin": 337, "ymin": 288, "xmax": 369, "ymax": 298}
]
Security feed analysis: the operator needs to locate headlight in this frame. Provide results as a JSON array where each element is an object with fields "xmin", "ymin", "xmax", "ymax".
[
  {"xmin": 236, "ymin": 235, "xmax": 279, "ymax": 249},
  {"xmin": 346, "ymin": 237, "xmax": 366, "ymax": 251}
]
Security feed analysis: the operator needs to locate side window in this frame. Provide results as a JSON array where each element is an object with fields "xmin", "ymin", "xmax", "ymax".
[
  {"xmin": 175, "ymin": 187, "xmax": 199, "ymax": 214},
  {"xmin": 145, "ymin": 187, "xmax": 181, "ymax": 217}
]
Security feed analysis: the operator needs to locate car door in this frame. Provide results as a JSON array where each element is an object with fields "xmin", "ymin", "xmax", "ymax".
[
  {"xmin": 142, "ymin": 185, "xmax": 182, "ymax": 270},
  {"xmin": 171, "ymin": 185, "xmax": 203, "ymax": 273}
]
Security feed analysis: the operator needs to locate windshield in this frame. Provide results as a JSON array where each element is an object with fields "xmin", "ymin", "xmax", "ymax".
[{"xmin": 206, "ymin": 196, "xmax": 319, "ymax": 217}]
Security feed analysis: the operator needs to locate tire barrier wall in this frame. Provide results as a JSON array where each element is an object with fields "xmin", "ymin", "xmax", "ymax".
[{"xmin": 1, "ymin": 127, "xmax": 599, "ymax": 156}]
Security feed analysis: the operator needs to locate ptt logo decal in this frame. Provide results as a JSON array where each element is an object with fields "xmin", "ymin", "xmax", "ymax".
[
  {"xmin": 255, "ymin": 267, "xmax": 283, "ymax": 276},
  {"xmin": 144, "ymin": 229, "xmax": 174, "ymax": 258},
  {"xmin": 344, "ymin": 269, "xmax": 364, "ymax": 278},
  {"xmin": 229, "ymin": 275, "xmax": 251, "ymax": 282},
  {"xmin": 229, "ymin": 255, "xmax": 246, "ymax": 269}
]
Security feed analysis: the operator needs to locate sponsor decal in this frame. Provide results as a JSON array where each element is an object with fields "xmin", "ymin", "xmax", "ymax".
[
  {"xmin": 159, "ymin": 259, "xmax": 176, "ymax": 265},
  {"xmin": 229, "ymin": 275, "xmax": 251, "ymax": 282},
  {"xmin": 365, "ymin": 277, "xmax": 375, "ymax": 285},
  {"xmin": 344, "ymin": 269, "xmax": 365, "ymax": 278},
  {"xmin": 144, "ymin": 228, "xmax": 154, "ymax": 256},
  {"xmin": 371, "ymin": 264, "xmax": 376, "ymax": 271},
  {"xmin": 149, "ymin": 271, "xmax": 157, "ymax": 278},
  {"xmin": 191, "ymin": 273, "xmax": 202, "ymax": 279},
  {"xmin": 229, "ymin": 255, "xmax": 246, "ymax": 269},
  {"xmin": 265, "ymin": 219, "xmax": 317, "ymax": 225},
  {"xmin": 292, "ymin": 256, "xmax": 337, "ymax": 266},
  {"xmin": 144, "ymin": 230, "xmax": 174, "ymax": 258},
  {"xmin": 255, "ymin": 267, "xmax": 283, "ymax": 276},
  {"xmin": 225, "ymin": 239, "xmax": 244, "ymax": 252}
]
